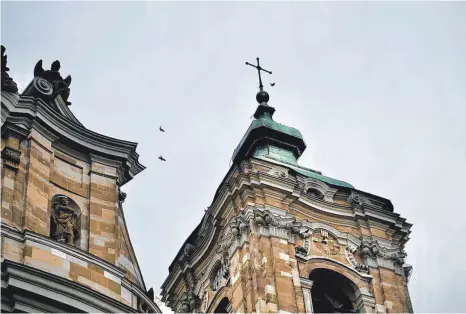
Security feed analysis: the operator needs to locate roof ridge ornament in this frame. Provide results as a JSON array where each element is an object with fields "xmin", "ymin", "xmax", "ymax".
[
  {"xmin": 1, "ymin": 45, "xmax": 18, "ymax": 93},
  {"xmin": 32, "ymin": 59, "xmax": 72, "ymax": 105},
  {"xmin": 245, "ymin": 57, "xmax": 272, "ymax": 105}
]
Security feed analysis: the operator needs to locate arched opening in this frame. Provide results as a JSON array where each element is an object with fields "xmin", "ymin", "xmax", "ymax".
[
  {"xmin": 213, "ymin": 297, "xmax": 231, "ymax": 313},
  {"xmin": 309, "ymin": 268, "xmax": 359, "ymax": 313},
  {"xmin": 50, "ymin": 195, "xmax": 82, "ymax": 247},
  {"xmin": 307, "ymin": 188, "xmax": 324, "ymax": 200}
]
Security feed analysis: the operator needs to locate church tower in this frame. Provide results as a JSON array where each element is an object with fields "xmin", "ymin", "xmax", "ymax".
[
  {"xmin": 1, "ymin": 46, "xmax": 161, "ymax": 313},
  {"xmin": 161, "ymin": 59, "xmax": 413, "ymax": 313}
]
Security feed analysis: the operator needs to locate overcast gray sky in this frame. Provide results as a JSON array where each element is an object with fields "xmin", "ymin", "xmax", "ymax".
[{"xmin": 2, "ymin": 1, "xmax": 466, "ymax": 312}]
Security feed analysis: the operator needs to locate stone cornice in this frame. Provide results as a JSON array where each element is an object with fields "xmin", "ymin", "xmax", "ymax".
[
  {"xmin": 2, "ymin": 93, "xmax": 145, "ymax": 185},
  {"xmin": 1, "ymin": 259, "xmax": 134, "ymax": 313},
  {"xmin": 1, "ymin": 223, "xmax": 161, "ymax": 312}
]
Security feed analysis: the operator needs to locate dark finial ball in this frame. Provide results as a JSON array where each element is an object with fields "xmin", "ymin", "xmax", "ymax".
[{"xmin": 256, "ymin": 90, "xmax": 269, "ymax": 104}]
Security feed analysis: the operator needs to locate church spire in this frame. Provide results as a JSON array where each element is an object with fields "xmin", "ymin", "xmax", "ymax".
[{"xmin": 232, "ymin": 58, "xmax": 306, "ymax": 165}]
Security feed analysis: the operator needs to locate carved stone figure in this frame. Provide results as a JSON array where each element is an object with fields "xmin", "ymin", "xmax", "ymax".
[
  {"xmin": 177, "ymin": 291, "xmax": 200, "ymax": 313},
  {"xmin": 33, "ymin": 59, "xmax": 72, "ymax": 105},
  {"xmin": 359, "ymin": 240, "xmax": 382, "ymax": 258},
  {"xmin": 230, "ymin": 217, "xmax": 249, "ymax": 237},
  {"xmin": 390, "ymin": 250, "xmax": 407, "ymax": 266},
  {"xmin": 51, "ymin": 197, "xmax": 80, "ymax": 245},
  {"xmin": 1, "ymin": 45, "xmax": 18, "ymax": 93}
]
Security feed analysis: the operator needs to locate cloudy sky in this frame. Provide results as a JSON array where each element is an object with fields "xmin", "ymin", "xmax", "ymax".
[{"xmin": 2, "ymin": 1, "xmax": 466, "ymax": 312}]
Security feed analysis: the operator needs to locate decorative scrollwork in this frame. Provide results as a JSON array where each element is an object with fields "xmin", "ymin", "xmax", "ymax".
[
  {"xmin": 33, "ymin": 77, "xmax": 54, "ymax": 96},
  {"xmin": 345, "ymin": 246, "xmax": 369, "ymax": 273}
]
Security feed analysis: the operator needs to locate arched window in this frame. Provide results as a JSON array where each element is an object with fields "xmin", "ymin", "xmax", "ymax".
[
  {"xmin": 50, "ymin": 195, "xmax": 81, "ymax": 247},
  {"xmin": 213, "ymin": 297, "xmax": 232, "ymax": 313},
  {"xmin": 309, "ymin": 269, "xmax": 358, "ymax": 313},
  {"xmin": 307, "ymin": 188, "xmax": 323, "ymax": 200}
]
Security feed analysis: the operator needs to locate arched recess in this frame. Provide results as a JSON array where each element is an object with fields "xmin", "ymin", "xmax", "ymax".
[
  {"xmin": 212, "ymin": 297, "xmax": 232, "ymax": 313},
  {"xmin": 309, "ymin": 268, "xmax": 359, "ymax": 313},
  {"xmin": 205, "ymin": 287, "xmax": 231, "ymax": 314},
  {"xmin": 299, "ymin": 259, "xmax": 376, "ymax": 313},
  {"xmin": 50, "ymin": 194, "xmax": 82, "ymax": 248}
]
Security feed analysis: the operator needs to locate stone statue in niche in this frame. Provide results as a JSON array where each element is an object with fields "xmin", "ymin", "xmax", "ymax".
[{"xmin": 51, "ymin": 196, "xmax": 80, "ymax": 245}]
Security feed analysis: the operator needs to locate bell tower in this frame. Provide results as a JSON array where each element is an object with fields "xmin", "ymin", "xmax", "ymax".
[{"xmin": 161, "ymin": 59, "xmax": 413, "ymax": 313}]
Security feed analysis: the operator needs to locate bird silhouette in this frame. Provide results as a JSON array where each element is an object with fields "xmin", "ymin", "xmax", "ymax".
[
  {"xmin": 159, "ymin": 126, "xmax": 165, "ymax": 132},
  {"xmin": 158, "ymin": 155, "xmax": 166, "ymax": 161},
  {"xmin": 270, "ymin": 82, "xmax": 275, "ymax": 87}
]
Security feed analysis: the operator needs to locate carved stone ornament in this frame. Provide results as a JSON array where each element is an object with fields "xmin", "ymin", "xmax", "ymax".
[
  {"xmin": 359, "ymin": 240, "xmax": 383, "ymax": 259},
  {"xmin": 1, "ymin": 147, "xmax": 21, "ymax": 169},
  {"xmin": 177, "ymin": 291, "xmax": 200, "ymax": 313},
  {"xmin": 1, "ymin": 45, "xmax": 18, "ymax": 93},
  {"xmin": 345, "ymin": 245, "xmax": 369, "ymax": 274},
  {"xmin": 358, "ymin": 239, "xmax": 407, "ymax": 271},
  {"xmin": 230, "ymin": 216, "xmax": 250, "ymax": 237},
  {"xmin": 311, "ymin": 231, "xmax": 343, "ymax": 256},
  {"xmin": 51, "ymin": 196, "xmax": 80, "ymax": 245},
  {"xmin": 268, "ymin": 167, "xmax": 289, "ymax": 179},
  {"xmin": 389, "ymin": 250, "xmax": 407, "ymax": 267},
  {"xmin": 29, "ymin": 59, "xmax": 72, "ymax": 105},
  {"xmin": 348, "ymin": 192, "xmax": 372, "ymax": 208},
  {"xmin": 296, "ymin": 238, "xmax": 311, "ymax": 256}
]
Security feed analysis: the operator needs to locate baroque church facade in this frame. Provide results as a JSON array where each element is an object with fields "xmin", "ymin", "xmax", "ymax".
[
  {"xmin": 1, "ymin": 46, "xmax": 161, "ymax": 312},
  {"xmin": 161, "ymin": 61, "xmax": 414, "ymax": 313}
]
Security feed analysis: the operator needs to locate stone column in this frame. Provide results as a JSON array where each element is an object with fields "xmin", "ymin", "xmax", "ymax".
[{"xmin": 300, "ymin": 277, "xmax": 314, "ymax": 313}]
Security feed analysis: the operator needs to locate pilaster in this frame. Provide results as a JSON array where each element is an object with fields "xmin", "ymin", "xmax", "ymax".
[
  {"xmin": 299, "ymin": 277, "xmax": 314, "ymax": 313},
  {"xmin": 88, "ymin": 154, "xmax": 120, "ymax": 264}
]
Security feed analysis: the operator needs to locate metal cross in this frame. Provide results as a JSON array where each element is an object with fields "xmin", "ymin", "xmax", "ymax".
[{"xmin": 245, "ymin": 57, "xmax": 272, "ymax": 91}]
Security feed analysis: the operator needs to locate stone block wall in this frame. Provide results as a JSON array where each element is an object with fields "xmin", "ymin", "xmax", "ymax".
[{"xmin": 1, "ymin": 128, "xmax": 146, "ymax": 306}]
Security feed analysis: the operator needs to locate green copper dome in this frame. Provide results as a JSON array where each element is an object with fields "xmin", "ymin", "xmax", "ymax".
[
  {"xmin": 231, "ymin": 92, "xmax": 353, "ymax": 189},
  {"xmin": 232, "ymin": 103, "xmax": 306, "ymax": 164}
]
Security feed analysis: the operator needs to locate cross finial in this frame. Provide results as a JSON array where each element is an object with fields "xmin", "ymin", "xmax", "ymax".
[{"xmin": 245, "ymin": 57, "xmax": 272, "ymax": 91}]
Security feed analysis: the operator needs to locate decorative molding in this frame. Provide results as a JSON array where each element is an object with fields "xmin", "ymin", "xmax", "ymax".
[
  {"xmin": 1, "ymin": 223, "xmax": 125, "ymax": 278},
  {"xmin": 268, "ymin": 166, "xmax": 289, "ymax": 179},
  {"xmin": 1, "ymin": 94, "xmax": 145, "ymax": 186},
  {"xmin": 1, "ymin": 146, "xmax": 21, "ymax": 169},
  {"xmin": 302, "ymin": 256, "xmax": 374, "ymax": 280},
  {"xmin": 1, "ymin": 259, "xmax": 161, "ymax": 313},
  {"xmin": 303, "ymin": 177, "xmax": 338, "ymax": 202},
  {"xmin": 161, "ymin": 158, "xmax": 412, "ymax": 296}
]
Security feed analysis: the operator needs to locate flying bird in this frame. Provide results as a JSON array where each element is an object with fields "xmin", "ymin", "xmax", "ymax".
[
  {"xmin": 270, "ymin": 82, "xmax": 275, "ymax": 87},
  {"xmin": 158, "ymin": 155, "xmax": 166, "ymax": 161},
  {"xmin": 159, "ymin": 126, "xmax": 165, "ymax": 132}
]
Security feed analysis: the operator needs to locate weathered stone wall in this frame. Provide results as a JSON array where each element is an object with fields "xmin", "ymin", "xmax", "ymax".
[{"xmin": 1, "ymin": 128, "xmax": 146, "ymax": 307}]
